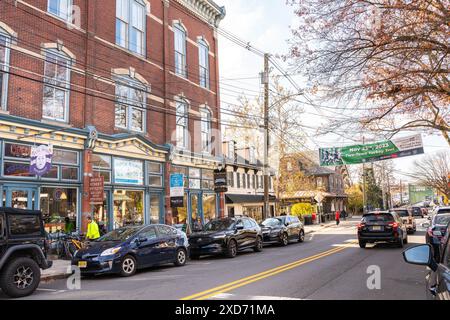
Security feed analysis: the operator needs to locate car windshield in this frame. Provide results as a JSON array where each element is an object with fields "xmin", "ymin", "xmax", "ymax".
[
  {"xmin": 261, "ymin": 218, "xmax": 282, "ymax": 227},
  {"xmin": 363, "ymin": 214, "xmax": 394, "ymax": 223},
  {"xmin": 203, "ymin": 219, "xmax": 235, "ymax": 231},
  {"xmin": 392, "ymin": 210, "xmax": 409, "ymax": 217},
  {"xmin": 438, "ymin": 209, "xmax": 450, "ymax": 215},
  {"xmin": 96, "ymin": 227, "xmax": 141, "ymax": 242},
  {"xmin": 434, "ymin": 215, "xmax": 450, "ymax": 226}
]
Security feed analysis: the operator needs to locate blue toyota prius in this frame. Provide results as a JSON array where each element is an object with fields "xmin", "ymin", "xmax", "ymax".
[{"xmin": 71, "ymin": 224, "xmax": 189, "ymax": 277}]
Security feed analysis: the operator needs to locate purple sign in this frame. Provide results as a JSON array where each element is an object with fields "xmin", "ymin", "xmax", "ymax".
[{"xmin": 30, "ymin": 145, "xmax": 53, "ymax": 176}]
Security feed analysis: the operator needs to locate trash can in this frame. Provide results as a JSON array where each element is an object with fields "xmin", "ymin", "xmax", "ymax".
[{"xmin": 304, "ymin": 215, "xmax": 313, "ymax": 225}]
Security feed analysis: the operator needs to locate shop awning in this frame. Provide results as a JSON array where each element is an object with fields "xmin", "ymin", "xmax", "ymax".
[{"xmin": 226, "ymin": 194, "xmax": 277, "ymax": 204}]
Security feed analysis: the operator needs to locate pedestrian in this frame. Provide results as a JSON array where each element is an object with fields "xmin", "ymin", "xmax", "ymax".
[
  {"xmin": 341, "ymin": 208, "xmax": 347, "ymax": 221},
  {"xmin": 335, "ymin": 211, "xmax": 340, "ymax": 225},
  {"xmin": 86, "ymin": 215, "xmax": 100, "ymax": 241}
]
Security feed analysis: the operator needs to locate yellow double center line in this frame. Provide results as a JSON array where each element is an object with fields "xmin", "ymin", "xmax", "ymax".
[{"xmin": 181, "ymin": 245, "xmax": 350, "ymax": 300}]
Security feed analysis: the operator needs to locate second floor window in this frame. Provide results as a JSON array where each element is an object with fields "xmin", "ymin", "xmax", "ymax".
[
  {"xmin": 200, "ymin": 109, "xmax": 211, "ymax": 153},
  {"xmin": 176, "ymin": 101, "xmax": 188, "ymax": 149},
  {"xmin": 48, "ymin": 0, "xmax": 72, "ymax": 20},
  {"xmin": 0, "ymin": 29, "xmax": 10, "ymax": 110},
  {"xmin": 115, "ymin": 77, "xmax": 147, "ymax": 132},
  {"xmin": 43, "ymin": 50, "xmax": 71, "ymax": 122},
  {"xmin": 198, "ymin": 39, "xmax": 209, "ymax": 88},
  {"xmin": 116, "ymin": 0, "xmax": 146, "ymax": 55},
  {"xmin": 174, "ymin": 24, "xmax": 187, "ymax": 77}
]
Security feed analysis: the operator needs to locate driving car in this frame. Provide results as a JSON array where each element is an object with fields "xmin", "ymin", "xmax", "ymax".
[
  {"xmin": 357, "ymin": 211, "xmax": 408, "ymax": 248},
  {"xmin": 188, "ymin": 217, "xmax": 263, "ymax": 259},
  {"xmin": 410, "ymin": 206, "xmax": 424, "ymax": 218},
  {"xmin": 433, "ymin": 206, "xmax": 450, "ymax": 216},
  {"xmin": 71, "ymin": 224, "xmax": 188, "ymax": 277},
  {"xmin": 260, "ymin": 215, "xmax": 305, "ymax": 246},
  {"xmin": 391, "ymin": 208, "xmax": 416, "ymax": 234},
  {"xmin": 424, "ymin": 214, "xmax": 450, "ymax": 260},
  {"xmin": 403, "ymin": 223, "xmax": 450, "ymax": 300}
]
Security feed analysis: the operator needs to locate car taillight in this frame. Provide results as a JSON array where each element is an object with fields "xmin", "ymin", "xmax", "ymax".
[
  {"xmin": 388, "ymin": 222, "xmax": 399, "ymax": 230},
  {"xmin": 357, "ymin": 223, "xmax": 365, "ymax": 230}
]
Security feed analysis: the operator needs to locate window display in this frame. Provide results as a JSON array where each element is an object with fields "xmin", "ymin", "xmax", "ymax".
[
  {"xmin": 113, "ymin": 190, "xmax": 144, "ymax": 228},
  {"xmin": 40, "ymin": 187, "xmax": 77, "ymax": 233}
]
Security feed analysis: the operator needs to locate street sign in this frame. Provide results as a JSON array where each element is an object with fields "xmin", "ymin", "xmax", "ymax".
[
  {"xmin": 319, "ymin": 134, "xmax": 424, "ymax": 166},
  {"xmin": 89, "ymin": 176, "xmax": 104, "ymax": 204},
  {"xmin": 170, "ymin": 173, "xmax": 185, "ymax": 208}
]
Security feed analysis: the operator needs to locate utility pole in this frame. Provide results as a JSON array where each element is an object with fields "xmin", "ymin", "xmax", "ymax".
[
  {"xmin": 263, "ymin": 53, "xmax": 270, "ymax": 220},
  {"xmin": 362, "ymin": 136, "xmax": 367, "ymax": 214},
  {"xmin": 400, "ymin": 179, "xmax": 403, "ymax": 205}
]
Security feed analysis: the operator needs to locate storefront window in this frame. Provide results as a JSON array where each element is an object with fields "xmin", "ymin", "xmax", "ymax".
[
  {"xmin": 114, "ymin": 158, "xmax": 143, "ymax": 185},
  {"xmin": 148, "ymin": 162, "xmax": 163, "ymax": 187},
  {"xmin": 61, "ymin": 166, "xmax": 78, "ymax": 181},
  {"xmin": 3, "ymin": 162, "xmax": 33, "ymax": 177},
  {"xmin": 41, "ymin": 166, "xmax": 59, "ymax": 179},
  {"xmin": 93, "ymin": 192, "xmax": 109, "ymax": 235},
  {"xmin": 172, "ymin": 193, "xmax": 187, "ymax": 225},
  {"xmin": 203, "ymin": 193, "xmax": 216, "ymax": 224},
  {"xmin": 202, "ymin": 169, "xmax": 214, "ymax": 190},
  {"xmin": 149, "ymin": 194, "xmax": 161, "ymax": 224},
  {"xmin": 40, "ymin": 187, "xmax": 77, "ymax": 233},
  {"xmin": 113, "ymin": 190, "xmax": 144, "ymax": 228},
  {"xmin": 53, "ymin": 149, "xmax": 78, "ymax": 165},
  {"xmin": 243, "ymin": 206, "xmax": 263, "ymax": 223},
  {"xmin": 11, "ymin": 191, "xmax": 29, "ymax": 209},
  {"xmin": 4, "ymin": 143, "xmax": 31, "ymax": 159}
]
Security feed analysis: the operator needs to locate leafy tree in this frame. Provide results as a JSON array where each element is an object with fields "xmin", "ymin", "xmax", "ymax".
[
  {"xmin": 364, "ymin": 167, "xmax": 383, "ymax": 210},
  {"xmin": 346, "ymin": 184, "xmax": 364, "ymax": 214}
]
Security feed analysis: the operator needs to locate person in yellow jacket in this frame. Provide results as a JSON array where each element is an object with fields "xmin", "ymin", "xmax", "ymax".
[{"xmin": 86, "ymin": 216, "xmax": 100, "ymax": 240}]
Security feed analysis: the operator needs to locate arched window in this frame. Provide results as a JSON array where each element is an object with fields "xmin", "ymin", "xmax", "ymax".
[
  {"xmin": 200, "ymin": 108, "xmax": 211, "ymax": 153},
  {"xmin": 176, "ymin": 100, "xmax": 188, "ymax": 149},
  {"xmin": 198, "ymin": 39, "xmax": 209, "ymax": 88},
  {"xmin": 174, "ymin": 23, "xmax": 187, "ymax": 77},
  {"xmin": 114, "ymin": 75, "xmax": 148, "ymax": 132},
  {"xmin": 0, "ymin": 27, "xmax": 11, "ymax": 110},
  {"xmin": 116, "ymin": 0, "xmax": 146, "ymax": 55},
  {"xmin": 43, "ymin": 49, "xmax": 72, "ymax": 122}
]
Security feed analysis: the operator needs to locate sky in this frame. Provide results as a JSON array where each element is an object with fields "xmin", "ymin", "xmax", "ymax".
[{"xmin": 214, "ymin": 0, "xmax": 449, "ymax": 183}]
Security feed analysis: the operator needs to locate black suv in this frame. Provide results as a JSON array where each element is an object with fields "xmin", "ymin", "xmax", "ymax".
[
  {"xmin": 0, "ymin": 207, "xmax": 53, "ymax": 298},
  {"xmin": 357, "ymin": 211, "xmax": 408, "ymax": 248},
  {"xmin": 189, "ymin": 217, "xmax": 263, "ymax": 259}
]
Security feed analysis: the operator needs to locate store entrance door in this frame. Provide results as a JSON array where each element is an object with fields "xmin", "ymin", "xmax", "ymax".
[
  {"xmin": 93, "ymin": 190, "xmax": 111, "ymax": 234},
  {"xmin": 4, "ymin": 186, "xmax": 38, "ymax": 210},
  {"xmin": 190, "ymin": 192, "xmax": 202, "ymax": 231}
]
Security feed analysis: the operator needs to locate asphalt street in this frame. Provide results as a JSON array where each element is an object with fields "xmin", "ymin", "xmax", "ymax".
[{"xmin": 1, "ymin": 217, "xmax": 430, "ymax": 300}]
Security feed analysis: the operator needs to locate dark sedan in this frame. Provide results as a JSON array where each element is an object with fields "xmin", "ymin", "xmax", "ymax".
[
  {"xmin": 403, "ymin": 223, "xmax": 450, "ymax": 300},
  {"xmin": 260, "ymin": 216, "xmax": 305, "ymax": 246},
  {"xmin": 72, "ymin": 224, "xmax": 188, "ymax": 277},
  {"xmin": 189, "ymin": 217, "xmax": 263, "ymax": 259}
]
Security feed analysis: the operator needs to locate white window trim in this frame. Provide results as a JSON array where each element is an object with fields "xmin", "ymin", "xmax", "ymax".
[
  {"xmin": 47, "ymin": 0, "xmax": 73, "ymax": 21},
  {"xmin": 200, "ymin": 108, "xmax": 212, "ymax": 154},
  {"xmin": 175, "ymin": 100, "xmax": 189, "ymax": 150},
  {"xmin": 198, "ymin": 39, "xmax": 209, "ymax": 89},
  {"xmin": 42, "ymin": 49, "xmax": 72, "ymax": 123},
  {"xmin": 115, "ymin": 0, "xmax": 147, "ymax": 56},
  {"xmin": 174, "ymin": 23, "xmax": 187, "ymax": 78},
  {"xmin": 114, "ymin": 75, "xmax": 148, "ymax": 133},
  {"xmin": 0, "ymin": 29, "xmax": 11, "ymax": 111}
]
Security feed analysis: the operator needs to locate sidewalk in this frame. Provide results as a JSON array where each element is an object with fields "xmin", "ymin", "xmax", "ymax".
[
  {"xmin": 41, "ymin": 259, "xmax": 72, "ymax": 283},
  {"xmin": 304, "ymin": 216, "xmax": 360, "ymax": 235}
]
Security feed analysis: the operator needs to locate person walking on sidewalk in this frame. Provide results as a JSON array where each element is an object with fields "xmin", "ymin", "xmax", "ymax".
[
  {"xmin": 86, "ymin": 216, "xmax": 100, "ymax": 241},
  {"xmin": 335, "ymin": 211, "xmax": 341, "ymax": 225},
  {"xmin": 341, "ymin": 209, "xmax": 347, "ymax": 221}
]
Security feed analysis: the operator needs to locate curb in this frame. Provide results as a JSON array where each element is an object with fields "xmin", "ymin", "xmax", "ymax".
[{"xmin": 41, "ymin": 272, "xmax": 71, "ymax": 283}]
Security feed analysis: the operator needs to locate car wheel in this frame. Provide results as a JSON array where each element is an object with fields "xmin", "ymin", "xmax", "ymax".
[
  {"xmin": 225, "ymin": 239, "xmax": 237, "ymax": 258},
  {"xmin": 120, "ymin": 255, "xmax": 137, "ymax": 277},
  {"xmin": 397, "ymin": 233, "xmax": 404, "ymax": 248},
  {"xmin": 298, "ymin": 230, "xmax": 305, "ymax": 243},
  {"xmin": 0, "ymin": 257, "xmax": 41, "ymax": 298},
  {"xmin": 254, "ymin": 236, "xmax": 263, "ymax": 252},
  {"xmin": 174, "ymin": 248, "xmax": 187, "ymax": 266},
  {"xmin": 280, "ymin": 233, "xmax": 289, "ymax": 246},
  {"xmin": 358, "ymin": 240, "xmax": 366, "ymax": 248}
]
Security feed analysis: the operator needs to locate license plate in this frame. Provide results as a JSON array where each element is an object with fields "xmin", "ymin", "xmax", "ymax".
[
  {"xmin": 78, "ymin": 261, "xmax": 87, "ymax": 268},
  {"xmin": 372, "ymin": 226, "xmax": 382, "ymax": 231}
]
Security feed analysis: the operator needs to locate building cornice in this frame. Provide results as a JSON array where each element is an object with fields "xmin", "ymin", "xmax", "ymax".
[{"xmin": 173, "ymin": 0, "xmax": 226, "ymax": 27}]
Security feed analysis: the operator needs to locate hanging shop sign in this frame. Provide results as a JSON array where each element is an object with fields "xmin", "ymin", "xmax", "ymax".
[
  {"xmin": 170, "ymin": 173, "xmax": 185, "ymax": 207},
  {"xmin": 319, "ymin": 134, "xmax": 424, "ymax": 166},
  {"xmin": 89, "ymin": 176, "xmax": 105, "ymax": 204},
  {"xmin": 30, "ymin": 144, "xmax": 53, "ymax": 176},
  {"xmin": 114, "ymin": 158, "xmax": 144, "ymax": 185},
  {"xmin": 214, "ymin": 169, "xmax": 228, "ymax": 193}
]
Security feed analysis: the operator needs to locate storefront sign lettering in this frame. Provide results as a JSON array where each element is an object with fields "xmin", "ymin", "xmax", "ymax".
[
  {"xmin": 89, "ymin": 176, "xmax": 104, "ymax": 204},
  {"xmin": 214, "ymin": 169, "xmax": 228, "ymax": 193},
  {"xmin": 6, "ymin": 143, "xmax": 31, "ymax": 158},
  {"xmin": 30, "ymin": 144, "xmax": 53, "ymax": 176},
  {"xmin": 170, "ymin": 173, "xmax": 184, "ymax": 208},
  {"xmin": 114, "ymin": 158, "xmax": 143, "ymax": 185}
]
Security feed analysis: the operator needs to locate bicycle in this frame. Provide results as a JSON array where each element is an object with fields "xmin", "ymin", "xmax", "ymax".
[{"xmin": 63, "ymin": 233, "xmax": 85, "ymax": 259}]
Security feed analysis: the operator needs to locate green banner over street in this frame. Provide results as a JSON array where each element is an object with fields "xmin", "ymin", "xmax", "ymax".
[{"xmin": 319, "ymin": 134, "xmax": 424, "ymax": 166}]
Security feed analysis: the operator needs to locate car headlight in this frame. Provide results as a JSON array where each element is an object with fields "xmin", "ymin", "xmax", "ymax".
[
  {"xmin": 100, "ymin": 247, "xmax": 121, "ymax": 257},
  {"xmin": 212, "ymin": 234, "xmax": 226, "ymax": 239}
]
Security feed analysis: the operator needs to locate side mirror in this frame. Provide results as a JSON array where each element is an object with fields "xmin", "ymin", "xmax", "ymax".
[
  {"xmin": 427, "ymin": 217, "xmax": 431, "ymax": 221},
  {"xmin": 402, "ymin": 244, "xmax": 437, "ymax": 272}
]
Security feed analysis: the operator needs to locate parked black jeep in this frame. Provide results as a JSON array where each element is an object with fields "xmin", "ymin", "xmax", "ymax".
[{"xmin": 0, "ymin": 207, "xmax": 53, "ymax": 298}]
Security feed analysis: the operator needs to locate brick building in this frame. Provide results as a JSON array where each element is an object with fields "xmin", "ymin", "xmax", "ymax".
[{"xmin": 0, "ymin": 0, "xmax": 226, "ymax": 233}]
